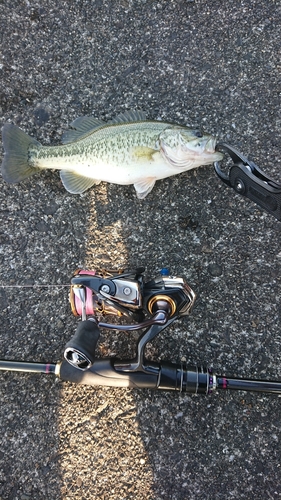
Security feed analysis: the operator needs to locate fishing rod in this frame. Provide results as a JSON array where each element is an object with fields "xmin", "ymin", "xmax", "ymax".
[{"xmin": 1, "ymin": 266, "xmax": 281, "ymax": 396}]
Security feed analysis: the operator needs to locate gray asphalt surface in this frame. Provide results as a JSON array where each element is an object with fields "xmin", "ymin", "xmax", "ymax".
[{"xmin": 1, "ymin": 1, "xmax": 281, "ymax": 499}]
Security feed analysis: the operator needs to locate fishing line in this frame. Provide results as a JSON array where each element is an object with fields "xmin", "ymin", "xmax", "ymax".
[{"xmin": 0, "ymin": 284, "xmax": 71, "ymax": 288}]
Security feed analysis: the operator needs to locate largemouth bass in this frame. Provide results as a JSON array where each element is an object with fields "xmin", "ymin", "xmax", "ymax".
[{"xmin": 1, "ymin": 110, "xmax": 223, "ymax": 198}]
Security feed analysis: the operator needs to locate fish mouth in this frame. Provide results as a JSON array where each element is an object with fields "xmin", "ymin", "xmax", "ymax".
[
  {"xmin": 203, "ymin": 137, "xmax": 224, "ymax": 161},
  {"xmin": 159, "ymin": 131, "xmax": 224, "ymax": 168},
  {"xmin": 204, "ymin": 136, "xmax": 217, "ymax": 153}
]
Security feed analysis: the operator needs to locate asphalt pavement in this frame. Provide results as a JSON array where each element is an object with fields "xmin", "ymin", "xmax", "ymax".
[{"xmin": 0, "ymin": 1, "xmax": 281, "ymax": 499}]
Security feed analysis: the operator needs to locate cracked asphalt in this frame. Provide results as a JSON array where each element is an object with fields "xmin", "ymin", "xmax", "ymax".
[{"xmin": 0, "ymin": 1, "xmax": 281, "ymax": 499}]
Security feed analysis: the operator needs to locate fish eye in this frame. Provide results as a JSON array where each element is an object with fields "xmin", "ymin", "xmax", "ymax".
[{"xmin": 194, "ymin": 130, "xmax": 203, "ymax": 138}]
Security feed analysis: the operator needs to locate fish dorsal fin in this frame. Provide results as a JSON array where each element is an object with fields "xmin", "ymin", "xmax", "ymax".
[
  {"xmin": 61, "ymin": 110, "xmax": 147, "ymax": 144},
  {"xmin": 109, "ymin": 110, "xmax": 147, "ymax": 124},
  {"xmin": 60, "ymin": 170, "xmax": 101, "ymax": 194},
  {"xmin": 61, "ymin": 116, "xmax": 106, "ymax": 144}
]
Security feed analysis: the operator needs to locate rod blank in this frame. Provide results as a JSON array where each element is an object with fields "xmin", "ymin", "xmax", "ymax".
[{"xmin": 0, "ymin": 360, "xmax": 57, "ymax": 374}]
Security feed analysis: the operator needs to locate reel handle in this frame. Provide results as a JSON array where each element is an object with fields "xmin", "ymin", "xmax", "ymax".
[{"xmin": 64, "ymin": 320, "xmax": 100, "ymax": 371}]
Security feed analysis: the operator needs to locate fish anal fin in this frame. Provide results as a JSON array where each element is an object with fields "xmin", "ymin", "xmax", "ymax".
[
  {"xmin": 60, "ymin": 170, "xmax": 101, "ymax": 194},
  {"xmin": 134, "ymin": 178, "xmax": 156, "ymax": 199}
]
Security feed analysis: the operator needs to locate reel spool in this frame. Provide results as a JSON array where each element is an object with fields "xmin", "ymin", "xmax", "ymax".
[
  {"xmin": 70, "ymin": 269, "xmax": 126, "ymax": 318},
  {"xmin": 70, "ymin": 269, "xmax": 97, "ymax": 317}
]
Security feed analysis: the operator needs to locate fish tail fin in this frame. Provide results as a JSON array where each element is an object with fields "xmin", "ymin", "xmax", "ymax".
[{"xmin": 1, "ymin": 123, "xmax": 41, "ymax": 183}]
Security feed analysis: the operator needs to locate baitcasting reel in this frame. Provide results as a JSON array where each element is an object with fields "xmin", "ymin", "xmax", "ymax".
[{"xmin": 64, "ymin": 267, "xmax": 196, "ymax": 370}]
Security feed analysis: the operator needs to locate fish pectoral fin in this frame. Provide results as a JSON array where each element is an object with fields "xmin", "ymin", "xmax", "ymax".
[
  {"xmin": 60, "ymin": 170, "xmax": 101, "ymax": 194},
  {"xmin": 134, "ymin": 178, "xmax": 156, "ymax": 199},
  {"xmin": 132, "ymin": 146, "xmax": 158, "ymax": 161}
]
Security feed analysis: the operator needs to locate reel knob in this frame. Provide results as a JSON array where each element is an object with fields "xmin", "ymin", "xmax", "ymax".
[{"xmin": 64, "ymin": 320, "xmax": 100, "ymax": 371}]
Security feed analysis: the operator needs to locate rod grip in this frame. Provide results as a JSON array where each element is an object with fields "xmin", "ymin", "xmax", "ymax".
[{"xmin": 59, "ymin": 358, "xmax": 159, "ymax": 389}]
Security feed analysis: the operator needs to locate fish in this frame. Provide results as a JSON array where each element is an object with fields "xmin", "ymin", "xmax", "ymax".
[{"xmin": 1, "ymin": 110, "xmax": 223, "ymax": 199}]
